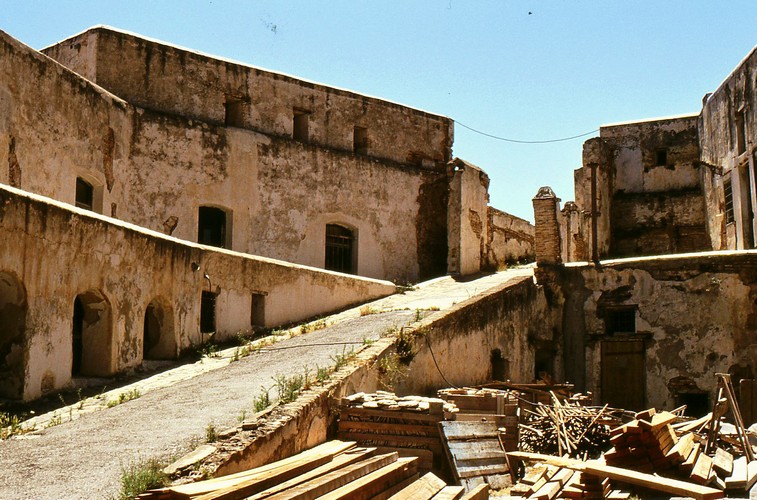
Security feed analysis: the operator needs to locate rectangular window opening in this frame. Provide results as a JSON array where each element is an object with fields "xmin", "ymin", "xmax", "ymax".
[
  {"xmin": 605, "ymin": 307, "xmax": 637, "ymax": 335},
  {"xmin": 655, "ymin": 149, "xmax": 668, "ymax": 167},
  {"xmin": 725, "ymin": 177, "xmax": 735, "ymax": 224},
  {"xmin": 293, "ymin": 110, "xmax": 310, "ymax": 143},
  {"xmin": 198, "ymin": 206, "xmax": 228, "ymax": 248},
  {"xmin": 200, "ymin": 291, "xmax": 217, "ymax": 334},
  {"xmin": 354, "ymin": 126, "xmax": 368, "ymax": 155},
  {"xmin": 325, "ymin": 224, "xmax": 355, "ymax": 274},
  {"xmin": 75, "ymin": 177, "xmax": 94, "ymax": 211},
  {"xmin": 251, "ymin": 293, "xmax": 266, "ymax": 329},
  {"xmin": 225, "ymin": 98, "xmax": 245, "ymax": 128},
  {"xmin": 736, "ymin": 109, "xmax": 747, "ymax": 156}
]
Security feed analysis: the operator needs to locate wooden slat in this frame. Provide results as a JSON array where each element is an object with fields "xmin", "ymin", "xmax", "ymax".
[
  {"xmin": 246, "ymin": 447, "xmax": 377, "ymax": 499},
  {"xmin": 430, "ymin": 486, "xmax": 465, "ymax": 499},
  {"xmin": 341, "ymin": 407, "xmax": 443, "ymax": 423},
  {"xmin": 446, "ymin": 439, "xmax": 505, "ymax": 461},
  {"xmin": 712, "ymin": 448, "xmax": 734, "ymax": 477},
  {"xmin": 724, "ymin": 456, "xmax": 757, "ymax": 491},
  {"xmin": 690, "ymin": 452, "xmax": 713, "ymax": 485},
  {"xmin": 439, "ymin": 421, "xmax": 499, "ymax": 440},
  {"xmin": 508, "ymin": 451, "xmax": 724, "ymax": 500},
  {"xmin": 459, "ymin": 483, "xmax": 489, "ymax": 500},
  {"xmin": 387, "ymin": 472, "xmax": 446, "ymax": 500},
  {"xmin": 338, "ymin": 431, "xmax": 441, "ymax": 448},
  {"xmin": 338, "ymin": 420, "xmax": 439, "ymax": 437},
  {"xmin": 317, "ymin": 456, "xmax": 418, "ymax": 500}
]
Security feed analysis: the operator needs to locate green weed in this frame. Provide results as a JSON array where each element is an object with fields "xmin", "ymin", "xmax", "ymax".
[
  {"xmin": 118, "ymin": 457, "xmax": 168, "ymax": 499},
  {"xmin": 253, "ymin": 387, "xmax": 272, "ymax": 412},
  {"xmin": 107, "ymin": 388, "xmax": 142, "ymax": 408}
]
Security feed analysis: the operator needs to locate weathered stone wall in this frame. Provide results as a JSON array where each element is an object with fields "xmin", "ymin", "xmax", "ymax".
[
  {"xmin": 446, "ymin": 159, "xmax": 489, "ymax": 275},
  {"xmin": 43, "ymin": 27, "xmax": 453, "ymax": 169},
  {"xmin": 540, "ymin": 253, "xmax": 757, "ymax": 410},
  {"xmin": 699, "ymin": 47, "xmax": 757, "ymax": 251},
  {"xmin": 486, "ymin": 206, "xmax": 535, "ymax": 267},
  {"xmin": 397, "ymin": 274, "xmax": 550, "ymax": 394},
  {"xmin": 0, "ymin": 184, "xmax": 395, "ymax": 401},
  {"xmin": 1, "ymin": 28, "xmax": 451, "ymax": 283}
]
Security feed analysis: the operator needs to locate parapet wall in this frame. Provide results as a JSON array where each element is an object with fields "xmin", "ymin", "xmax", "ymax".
[{"xmin": 0, "ymin": 183, "xmax": 395, "ymax": 401}]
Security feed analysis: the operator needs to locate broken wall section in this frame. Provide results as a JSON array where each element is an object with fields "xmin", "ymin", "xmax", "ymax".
[{"xmin": 538, "ymin": 253, "xmax": 757, "ymax": 412}]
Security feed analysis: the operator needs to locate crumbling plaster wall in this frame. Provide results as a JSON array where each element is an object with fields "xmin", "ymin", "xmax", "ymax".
[
  {"xmin": 446, "ymin": 159, "xmax": 489, "ymax": 276},
  {"xmin": 699, "ymin": 46, "xmax": 757, "ymax": 251},
  {"xmin": 0, "ymin": 184, "xmax": 395, "ymax": 401},
  {"xmin": 43, "ymin": 27, "xmax": 454, "ymax": 169},
  {"xmin": 4, "ymin": 28, "xmax": 449, "ymax": 283},
  {"xmin": 543, "ymin": 254, "xmax": 757, "ymax": 410},
  {"xmin": 397, "ymin": 274, "xmax": 551, "ymax": 394},
  {"xmin": 487, "ymin": 207, "xmax": 535, "ymax": 267}
]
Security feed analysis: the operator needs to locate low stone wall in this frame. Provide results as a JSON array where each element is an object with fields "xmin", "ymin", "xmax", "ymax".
[
  {"xmin": 206, "ymin": 273, "xmax": 547, "ymax": 475},
  {"xmin": 487, "ymin": 207, "xmax": 535, "ymax": 268},
  {"xmin": 0, "ymin": 184, "xmax": 395, "ymax": 400}
]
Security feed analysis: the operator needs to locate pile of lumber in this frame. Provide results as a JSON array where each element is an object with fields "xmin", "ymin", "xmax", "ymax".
[
  {"xmin": 519, "ymin": 399, "xmax": 622, "ymax": 458},
  {"xmin": 337, "ymin": 391, "xmax": 454, "ymax": 472},
  {"xmin": 508, "ymin": 464, "xmax": 630, "ymax": 499},
  {"xmin": 438, "ymin": 387, "xmax": 519, "ymax": 451},
  {"xmin": 480, "ymin": 381, "xmax": 574, "ymax": 407},
  {"xmin": 439, "ymin": 420, "xmax": 512, "ymax": 492},
  {"xmin": 141, "ymin": 440, "xmax": 488, "ymax": 500},
  {"xmin": 605, "ymin": 408, "xmax": 756, "ymax": 493}
]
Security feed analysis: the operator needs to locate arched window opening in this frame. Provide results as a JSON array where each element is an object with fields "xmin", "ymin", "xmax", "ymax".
[
  {"xmin": 0, "ymin": 272, "xmax": 27, "ymax": 399},
  {"xmin": 143, "ymin": 299, "xmax": 176, "ymax": 360},
  {"xmin": 325, "ymin": 224, "xmax": 356, "ymax": 274},
  {"xmin": 75, "ymin": 177, "xmax": 94, "ymax": 211},
  {"xmin": 71, "ymin": 291, "xmax": 113, "ymax": 377},
  {"xmin": 198, "ymin": 206, "xmax": 229, "ymax": 248}
]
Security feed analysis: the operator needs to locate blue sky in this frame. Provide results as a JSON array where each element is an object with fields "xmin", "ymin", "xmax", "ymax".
[{"xmin": 3, "ymin": 1, "xmax": 755, "ymax": 221}]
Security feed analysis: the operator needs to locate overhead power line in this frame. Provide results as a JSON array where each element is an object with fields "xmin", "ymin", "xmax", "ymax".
[{"xmin": 455, "ymin": 120, "xmax": 598, "ymax": 144}]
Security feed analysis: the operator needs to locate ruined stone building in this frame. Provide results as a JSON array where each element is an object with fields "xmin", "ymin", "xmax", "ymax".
[
  {"xmin": 545, "ymin": 46, "xmax": 757, "ymax": 263},
  {"xmin": 0, "ymin": 26, "xmax": 534, "ymax": 401},
  {"xmin": 530, "ymin": 45, "xmax": 757, "ymax": 414}
]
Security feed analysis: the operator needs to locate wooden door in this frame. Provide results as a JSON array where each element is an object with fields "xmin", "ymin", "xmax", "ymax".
[{"xmin": 601, "ymin": 340, "xmax": 645, "ymax": 411}]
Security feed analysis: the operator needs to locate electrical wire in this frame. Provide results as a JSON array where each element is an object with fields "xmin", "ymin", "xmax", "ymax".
[
  {"xmin": 425, "ymin": 334, "xmax": 458, "ymax": 389},
  {"xmin": 455, "ymin": 120, "xmax": 598, "ymax": 144}
]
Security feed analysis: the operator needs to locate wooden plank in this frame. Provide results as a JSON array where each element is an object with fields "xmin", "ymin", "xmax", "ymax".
[
  {"xmin": 374, "ymin": 447, "xmax": 434, "ymax": 470},
  {"xmin": 459, "ymin": 483, "xmax": 489, "ymax": 500},
  {"xmin": 508, "ymin": 451, "xmax": 724, "ymax": 500},
  {"xmin": 665, "ymin": 432, "xmax": 694, "ymax": 464},
  {"xmin": 260, "ymin": 452, "xmax": 397, "ymax": 500},
  {"xmin": 430, "ymin": 486, "xmax": 465, "ymax": 499},
  {"xmin": 712, "ymin": 448, "xmax": 733, "ymax": 477},
  {"xmin": 725, "ymin": 456, "xmax": 757, "ymax": 491},
  {"xmin": 341, "ymin": 407, "xmax": 443, "ymax": 423},
  {"xmin": 317, "ymin": 456, "xmax": 419, "ymax": 500},
  {"xmin": 338, "ymin": 420, "xmax": 439, "ymax": 437},
  {"xmin": 373, "ymin": 473, "xmax": 420, "ymax": 500},
  {"xmin": 638, "ymin": 411, "xmax": 677, "ymax": 431},
  {"xmin": 439, "ymin": 421, "xmax": 499, "ymax": 440},
  {"xmin": 246, "ymin": 447, "xmax": 378, "ymax": 499},
  {"xmin": 163, "ymin": 440, "xmax": 356, "ymax": 498},
  {"xmin": 387, "ymin": 472, "xmax": 446, "ymax": 500},
  {"xmin": 446, "ymin": 439, "xmax": 505, "ymax": 461},
  {"xmin": 529, "ymin": 479, "xmax": 561, "ymax": 500},
  {"xmin": 690, "ymin": 452, "xmax": 713, "ymax": 485},
  {"xmin": 680, "ymin": 441, "xmax": 701, "ymax": 473},
  {"xmin": 338, "ymin": 431, "xmax": 442, "ymax": 448},
  {"xmin": 456, "ymin": 463, "xmax": 509, "ymax": 479}
]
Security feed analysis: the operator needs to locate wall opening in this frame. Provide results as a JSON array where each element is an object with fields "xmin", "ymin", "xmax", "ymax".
[
  {"xmin": 736, "ymin": 109, "xmax": 747, "ymax": 155},
  {"xmin": 224, "ymin": 97, "xmax": 245, "ymax": 127},
  {"xmin": 251, "ymin": 293, "xmax": 266, "ymax": 329},
  {"xmin": 325, "ymin": 224, "xmax": 355, "ymax": 274},
  {"xmin": 724, "ymin": 177, "xmax": 735, "ymax": 224},
  {"xmin": 739, "ymin": 163, "xmax": 755, "ymax": 247},
  {"xmin": 71, "ymin": 291, "xmax": 113, "ymax": 377},
  {"xmin": 605, "ymin": 306, "xmax": 636, "ymax": 335},
  {"xmin": 490, "ymin": 348, "xmax": 508, "ymax": 381},
  {"xmin": 200, "ymin": 291, "xmax": 217, "ymax": 334},
  {"xmin": 198, "ymin": 206, "xmax": 229, "ymax": 248},
  {"xmin": 655, "ymin": 149, "xmax": 668, "ymax": 167},
  {"xmin": 354, "ymin": 126, "xmax": 368, "ymax": 155},
  {"xmin": 534, "ymin": 348, "xmax": 555, "ymax": 380},
  {"xmin": 143, "ymin": 299, "xmax": 176, "ymax": 360},
  {"xmin": 0, "ymin": 272, "xmax": 27, "ymax": 399},
  {"xmin": 75, "ymin": 177, "xmax": 94, "ymax": 211},
  {"xmin": 293, "ymin": 109, "xmax": 310, "ymax": 143},
  {"xmin": 676, "ymin": 392, "xmax": 710, "ymax": 418}
]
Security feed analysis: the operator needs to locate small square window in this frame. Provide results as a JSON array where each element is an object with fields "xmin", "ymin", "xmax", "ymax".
[
  {"xmin": 655, "ymin": 149, "xmax": 667, "ymax": 167},
  {"xmin": 605, "ymin": 307, "xmax": 636, "ymax": 335}
]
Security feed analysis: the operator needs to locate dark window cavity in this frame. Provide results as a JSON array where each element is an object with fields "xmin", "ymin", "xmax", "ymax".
[
  {"xmin": 75, "ymin": 177, "xmax": 94, "ymax": 211},
  {"xmin": 225, "ymin": 97, "xmax": 245, "ymax": 127},
  {"xmin": 198, "ymin": 206, "xmax": 228, "ymax": 248},
  {"xmin": 655, "ymin": 149, "xmax": 668, "ymax": 167},
  {"xmin": 605, "ymin": 307, "xmax": 637, "ymax": 335},
  {"xmin": 293, "ymin": 110, "xmax": 310, "ymax": 143},
  {"xmin": 325, "ymin": 224, "xmax": 355, "ymax": 274},
  {"xmin": 200, "ymin": 291, "xmax": 216, "ymax": 334},
  {"xmin": 354, "ymin": 126, "xmax": 368, "ymax": 155}
]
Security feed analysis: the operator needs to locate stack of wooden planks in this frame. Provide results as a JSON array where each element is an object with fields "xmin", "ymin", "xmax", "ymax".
[
  {"xmin": 437, "ymin": 387, "xmax": 519, "ymax": 451},
  {"xmin": 439, "ymin": 420, "xmax": 512, "ymax": 492},
  {"xmin": 508, "ymin": 464, "xmax": 629, "ymax": 499},
  {"xmin": 337, "ymin": 391, "xmax": 455, "ymax": 473},
  {"xmin": 141, "ymin": 439, "xmax": 489, "ymax": 500}
]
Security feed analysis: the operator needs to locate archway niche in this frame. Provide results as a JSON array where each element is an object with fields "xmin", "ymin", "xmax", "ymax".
[
  {"xmin": 71, "ymin": 290, "xmax": 113, "ymax": 377},
  {"xmin": 0, "ymin": 272, "xmax": 27, "ymax": 399},
  {"xmin": 143, "ymin": 298, "xmax": 176, "ymax": 360}
]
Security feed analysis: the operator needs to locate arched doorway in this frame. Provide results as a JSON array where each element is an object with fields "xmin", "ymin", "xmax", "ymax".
[
  {"xmin": 71, "ymin": 291, "xmax": 113, "ymax": 377},
  {"xmin": 143, "ymin": 299, "xmax": 176, "ymax": 360},
  {"xmin": 0, "ymin": 272, "xmax": 27, "ymax": 399}
]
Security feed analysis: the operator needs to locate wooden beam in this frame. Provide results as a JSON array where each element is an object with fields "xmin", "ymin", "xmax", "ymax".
[
  {"xmin": 507, "ymin": 451, "xmax": 723, "ymax": 500},
  {"xmin": 387, "ymin": 472, "xmax": 446, "ymax": 500}
]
